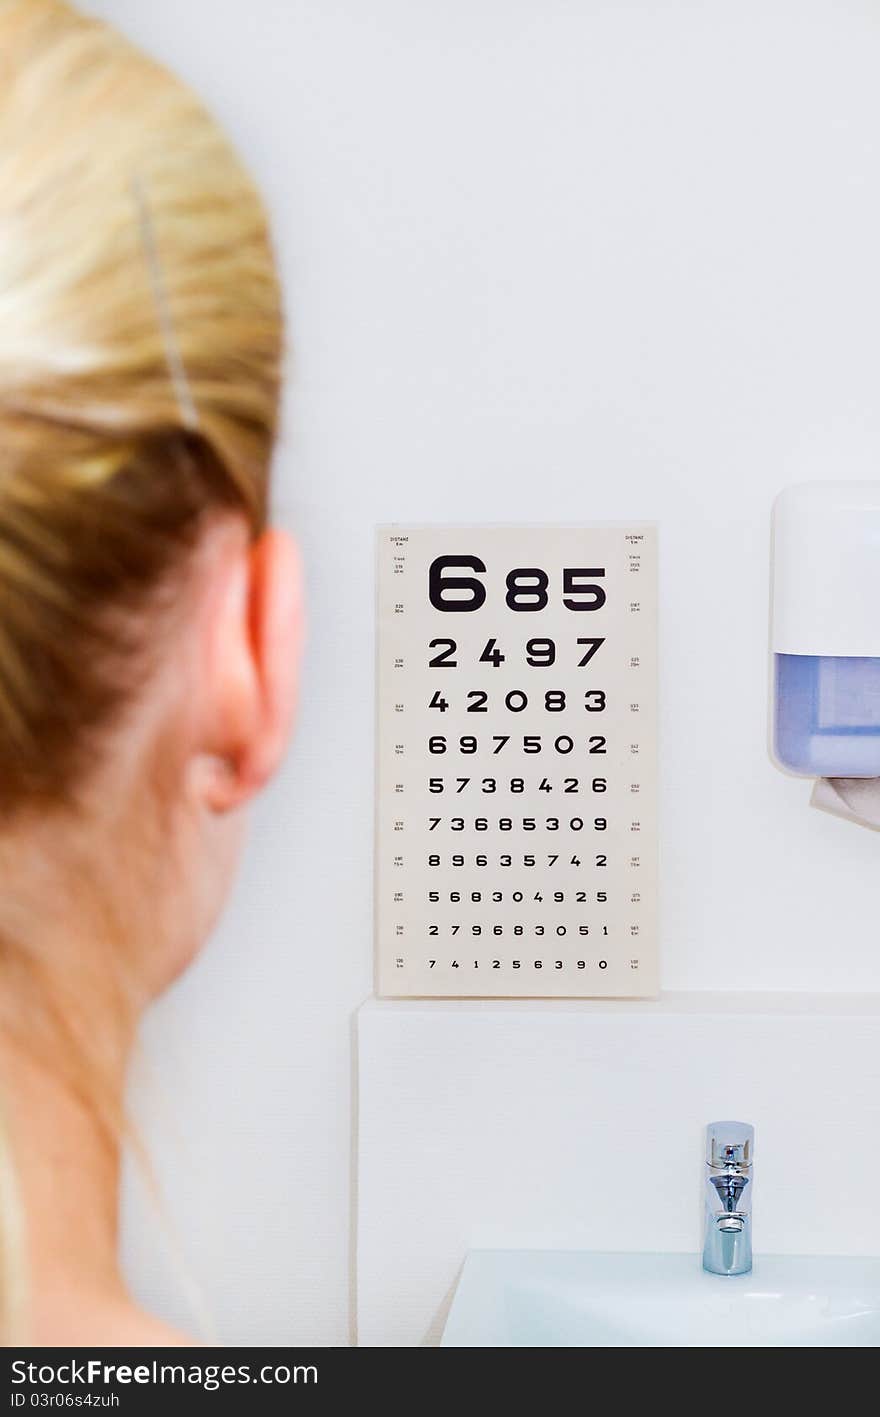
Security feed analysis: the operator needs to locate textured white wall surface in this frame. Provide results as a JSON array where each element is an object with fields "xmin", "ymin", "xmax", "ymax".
[{"xmin": 73, "ymin": 1, "xmax": 880, "ymax": 1344}]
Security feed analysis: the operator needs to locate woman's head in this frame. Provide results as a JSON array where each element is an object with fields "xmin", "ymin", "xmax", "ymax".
[
  {"xmin": 0, "ymin": 0, "xmax": 300, "ymax": 1069},
  {"xmin": 0, "ymin": 0, "xmax": 302, "ymax": 1346}
]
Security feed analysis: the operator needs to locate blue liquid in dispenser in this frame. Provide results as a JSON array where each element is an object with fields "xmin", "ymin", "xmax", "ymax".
[{"xmin": 774, "ymin": 654, "xmax": 880, "ymax": 777}]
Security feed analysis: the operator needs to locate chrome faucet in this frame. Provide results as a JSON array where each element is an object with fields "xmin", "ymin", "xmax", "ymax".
[{"xmin": 702, "ymin": 1120, "xmax": 754, "ymax": 1276}]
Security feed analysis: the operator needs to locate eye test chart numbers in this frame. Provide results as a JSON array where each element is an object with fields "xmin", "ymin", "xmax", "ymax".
[{"xmin": 375, "ymin": 525, "xmax": 658, "ymax": 999}]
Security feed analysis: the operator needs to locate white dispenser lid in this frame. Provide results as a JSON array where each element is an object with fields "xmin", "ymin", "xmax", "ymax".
[{"xmin": 772, "ymin": 481, "xmax": 880, "ymax": 657}]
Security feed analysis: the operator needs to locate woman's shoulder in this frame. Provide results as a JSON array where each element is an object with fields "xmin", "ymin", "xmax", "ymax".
[{"xmin": 30, "ymin": 1293, "xmax": 200, "ymax": 1348}]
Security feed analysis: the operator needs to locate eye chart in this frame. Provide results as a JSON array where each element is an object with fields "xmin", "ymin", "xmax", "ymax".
[{"xmin": 375, "ymin": 526, "xmax": 658, "ymax": 998}]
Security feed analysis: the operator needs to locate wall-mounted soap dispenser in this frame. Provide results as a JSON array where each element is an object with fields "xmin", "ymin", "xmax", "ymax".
[{"xmin": 772, "ymin": 482, "xmax": 880, "ymax": 778}]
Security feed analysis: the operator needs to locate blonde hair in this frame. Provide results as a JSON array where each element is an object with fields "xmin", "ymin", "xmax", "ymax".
[{"xmin": 0, "ymin": 0, "xmax": 283, "ymax": 1340}]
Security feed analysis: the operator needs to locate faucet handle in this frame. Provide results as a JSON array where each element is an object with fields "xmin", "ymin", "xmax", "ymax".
[{"xmin": 706, "ymin": 1119, "xmax": 754, "ymax": 1168}]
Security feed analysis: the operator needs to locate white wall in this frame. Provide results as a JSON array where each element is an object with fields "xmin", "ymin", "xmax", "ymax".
[{"xmin": 80, "ymin": 0, "xmax": 880, "ymax": 1344}]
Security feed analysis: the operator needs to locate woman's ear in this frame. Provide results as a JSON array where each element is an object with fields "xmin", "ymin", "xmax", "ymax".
[
  {"xmin": 240, "ymin": 526, "xmax": 304, "ymax": 797},
  {"xmin": 191, "ymin": 523, "xmax": 304, "ymax": 813}
]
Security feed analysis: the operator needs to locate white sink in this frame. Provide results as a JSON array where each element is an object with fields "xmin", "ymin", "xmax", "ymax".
[{"xmin": 441, "ymin": 1250, "xmax": 880, "ymax": 1347}]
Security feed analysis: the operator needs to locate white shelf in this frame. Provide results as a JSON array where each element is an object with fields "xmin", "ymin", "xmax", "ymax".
[{"xmin": 363, "ymin": 989, "xmax": 880, "ymax": 1017}]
